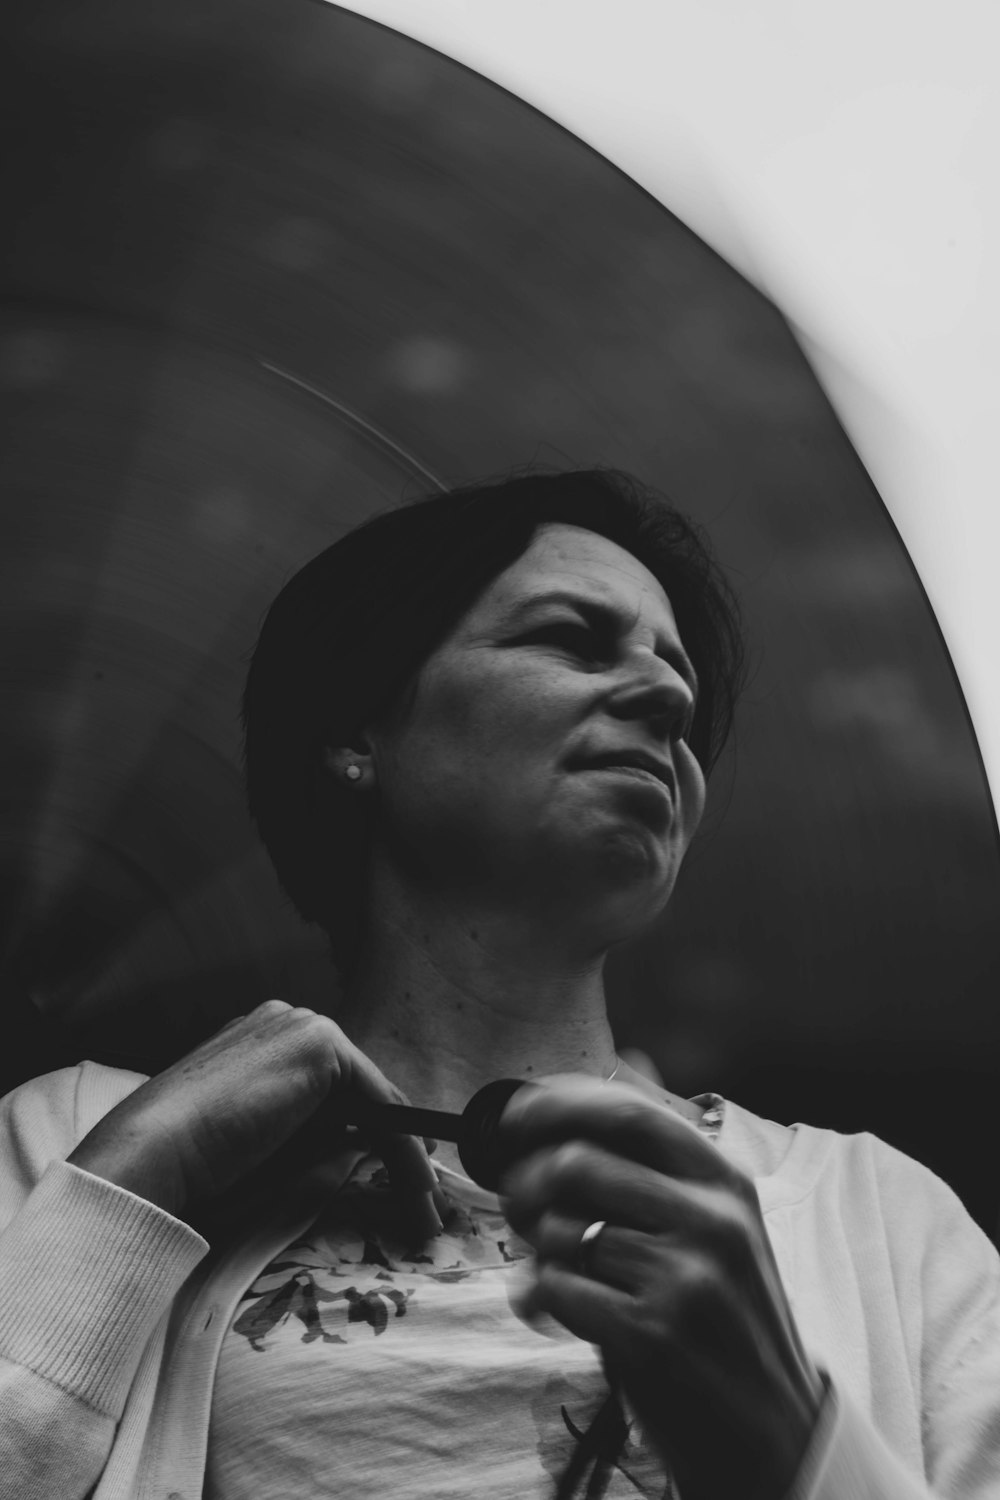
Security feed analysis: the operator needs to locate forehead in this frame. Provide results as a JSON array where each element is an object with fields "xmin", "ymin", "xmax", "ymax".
[{"xmin": 482, "ymin": 522, "xmax": 677, "ymax": 628}]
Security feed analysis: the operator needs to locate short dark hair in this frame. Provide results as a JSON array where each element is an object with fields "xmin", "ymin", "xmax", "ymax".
[{"xmin": 243, "ymin": 468, "xmax": 745, "ymax": 974}]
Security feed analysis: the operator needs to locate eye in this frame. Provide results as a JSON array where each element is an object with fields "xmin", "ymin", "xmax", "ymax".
[{"xmin": 528, "ymin": 621, "xmax": 604, "ymax": 660}]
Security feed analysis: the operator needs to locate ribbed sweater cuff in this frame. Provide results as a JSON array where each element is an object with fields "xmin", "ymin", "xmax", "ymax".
[{"xmin": 0, "ymin": 1159, "xmax": 208, "ymax": 1419}]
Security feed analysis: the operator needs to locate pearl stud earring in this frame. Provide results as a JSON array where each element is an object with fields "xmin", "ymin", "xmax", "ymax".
[{"xmin": 345, "ymin": 764, "xmax": 362, "ymax": 782}]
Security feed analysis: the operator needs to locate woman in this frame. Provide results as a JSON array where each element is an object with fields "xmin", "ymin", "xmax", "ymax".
[{"xmin": 0, "ymin": 469, "xmax": 997, "ymax": 1500}]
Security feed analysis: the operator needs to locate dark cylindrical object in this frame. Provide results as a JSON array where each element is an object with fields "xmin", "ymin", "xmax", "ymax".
[
  {"xmin": 347, "ymin": 1077, "xmax": 527, "ymax": 1191},
  {"xmin": 454, "ymin": 1077, "xmax": 526, "ymax": 1190}
]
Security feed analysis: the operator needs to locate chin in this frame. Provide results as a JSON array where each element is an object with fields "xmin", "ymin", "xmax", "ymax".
[{"xmin": 576, "ymin": 831, "xmax": 680, "ymax": 923}]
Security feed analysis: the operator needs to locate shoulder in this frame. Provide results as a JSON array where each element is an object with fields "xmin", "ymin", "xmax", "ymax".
[
  {"xmin": 721, "ymin": 1094, "xmax": 999, "ymax": 1289},
  {"xmin": 711, "ymin": 1095, "xmax": 840, "ymax": 1202},
  {"xmin": 719, "ymin": 1093, "xmax": 990, "ymax": 1235}
]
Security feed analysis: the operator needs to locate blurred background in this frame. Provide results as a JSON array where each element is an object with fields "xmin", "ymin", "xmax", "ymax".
[{"xmin": 2, "ymin": 2, "xmax": 998, "ymax": 1236}]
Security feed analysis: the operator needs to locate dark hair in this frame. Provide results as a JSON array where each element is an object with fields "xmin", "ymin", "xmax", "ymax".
[{"xmin": 243, "ymin": 469, "xmax": 745, "ymax": 974}]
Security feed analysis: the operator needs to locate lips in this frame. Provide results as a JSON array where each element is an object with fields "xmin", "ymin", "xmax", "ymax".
[{"xmin": 570, "ymin": 748, "xmax": 676, "ymax": 796}]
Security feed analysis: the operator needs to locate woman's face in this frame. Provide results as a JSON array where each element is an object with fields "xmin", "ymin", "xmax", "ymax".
[{"xmin": 362, "ymin": 523, "xmax": 707, "ymax": 946}]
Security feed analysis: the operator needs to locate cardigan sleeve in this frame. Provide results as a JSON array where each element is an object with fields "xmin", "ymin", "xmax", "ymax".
[
  {"xmin": 0, "ymin": 1068, "xmax": 208, "ymax": 1500},
  {"xmin": 788, "ymin": 1138, "xmax": 1000, "ymax": 1500},
  {"xmin": 909, "ymin": 1148, "xmax": 1000, "ymax": 1498}
]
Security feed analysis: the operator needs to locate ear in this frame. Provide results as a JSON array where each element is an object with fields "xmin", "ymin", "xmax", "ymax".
[{"xmin": 323, "ymin": 742, "xmax": 376, "ymax": 790}]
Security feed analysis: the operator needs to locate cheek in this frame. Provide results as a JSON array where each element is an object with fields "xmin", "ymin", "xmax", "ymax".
[
  {"xmin": 384, "ymin": 673, "xmax": 529, "ymax": 807},
  {"xmin": 678, "ymin": 749, "xmax": 708, "ymax": 836},
  {"xmin": 421, "ymin": 686, "xmax": 512, "ymax": 777},
  {"xmin": 427, "ymin": 661, "xmax": 555, "ymax": 759}
]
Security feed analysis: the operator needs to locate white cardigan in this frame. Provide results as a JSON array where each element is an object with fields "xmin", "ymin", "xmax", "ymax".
[{"xmin": 0, "ymin": 1061, "xmax": 997, "ymax": 1499}]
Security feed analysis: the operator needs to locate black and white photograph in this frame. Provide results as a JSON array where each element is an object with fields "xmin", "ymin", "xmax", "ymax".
[{"xmin": 1, "ymin": 4, "xmax": 998, "ymax": 1497}]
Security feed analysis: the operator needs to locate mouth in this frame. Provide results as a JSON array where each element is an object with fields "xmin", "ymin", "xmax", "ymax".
[{"xmin": 570, "ymin": 750, "xmax": 676, "ymax": 797}]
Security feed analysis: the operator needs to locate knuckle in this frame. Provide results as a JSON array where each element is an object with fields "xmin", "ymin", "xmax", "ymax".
[
  {"xmin": 256, "ymin": 997, "xmax": 292, "ymax": 1018},
  {"xmin": 550, "ymin": 1139, "xmax": 592, "ymax": 1183},
  {"xmin": 535, "ymin": 1209, "xmax": 568, "ymax": 1259},
  {"xmin": 289, "ymin": 1004, "xmax": 323, "ymax": 1026},
  {"xmin": 532, "ymin": 1259, "xmax": 563, "ymax": 1300},
  {"xmin": 289, "ymin": 1006, "xmax": 330, "ymax": 1037},
  {"xmin": 284, "ymin": 1012, "xmax": 340, "ymax": 1083},
  {"xmin": 673, "ymin": 1251, "xmax": 724, "ymax": 1315}
]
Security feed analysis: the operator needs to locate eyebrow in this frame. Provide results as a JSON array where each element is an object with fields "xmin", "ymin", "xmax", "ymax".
[{"xmin": 503, "ymin": 589, "xmax": 699, "ymax": 694}]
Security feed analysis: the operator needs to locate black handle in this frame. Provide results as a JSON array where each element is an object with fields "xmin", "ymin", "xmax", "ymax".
[
  {"xmin": 454, "ymin": 1078, "xmax": 526, "ymax": 1190},
  {"xmin": 347, "ymin": 1077, "xmax": 527, "ymax": 1191}
]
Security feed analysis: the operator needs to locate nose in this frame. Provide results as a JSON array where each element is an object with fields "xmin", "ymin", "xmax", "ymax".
[{"xmin": 609, "ymin": 649, "xmax": 695, "ymax": 740}]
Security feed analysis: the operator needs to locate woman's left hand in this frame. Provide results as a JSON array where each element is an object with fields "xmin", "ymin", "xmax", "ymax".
[{"xmin": 499, "ymin": 1076, "xmax": 826, "ymax": 1500}]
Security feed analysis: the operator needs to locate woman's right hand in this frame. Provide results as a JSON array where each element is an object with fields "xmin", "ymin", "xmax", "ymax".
[{"xmin": 67, "ymin": 999, "xmax": 443, "ymax": 1238}]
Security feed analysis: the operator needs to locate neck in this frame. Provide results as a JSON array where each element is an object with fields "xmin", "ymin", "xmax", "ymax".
[{"xmin": 338, "ymin": 878, "xmax": 618, "ymax": 1124}]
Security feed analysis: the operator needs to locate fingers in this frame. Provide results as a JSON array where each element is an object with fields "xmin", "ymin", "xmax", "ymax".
[
  {"xmin": 376, "ymin": 1132, "xmax": 446, "ymax": 1237},
  {"xmin": 305, "ymin": 1023, "xmax": 442, "ymax": 1198},
  {"xmin": 224, "ymin": 997, "xmax": 292, "ymax": 1033},
  {"xmin": 502, "ymin": 1137, "xmax": 740, "ymax": 1245},
  {"xmin": 521, "ymin": 1220, "xmax": 759, "ymax": 1373},
  {"xmin": 275, "ymin": 1008, "xmax": 445, "ymax": 1228},
  {"xmin": 176, "ymin": 1002, "xmax": 444, "ymax": 1232},
  {"xmin": 499, "ymin": 1080, "xmax": 827, "ymax": 1496},
  {"xmin": 527, "ymin": 1211, "xmax": 658, "ymax": 1294},
  {"xmin": 516, "ymin": 1258, "xmax": 634, "ymax": 1350},
  {"xmin": 499, "ymin": 1075, "xmax": 730, "ymax": 1187}
]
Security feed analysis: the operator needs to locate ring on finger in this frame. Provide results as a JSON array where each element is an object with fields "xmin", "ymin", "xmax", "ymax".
[{"xmin": 576, "ymin": 1219, "xmax": 608, "ymax": 1278}]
